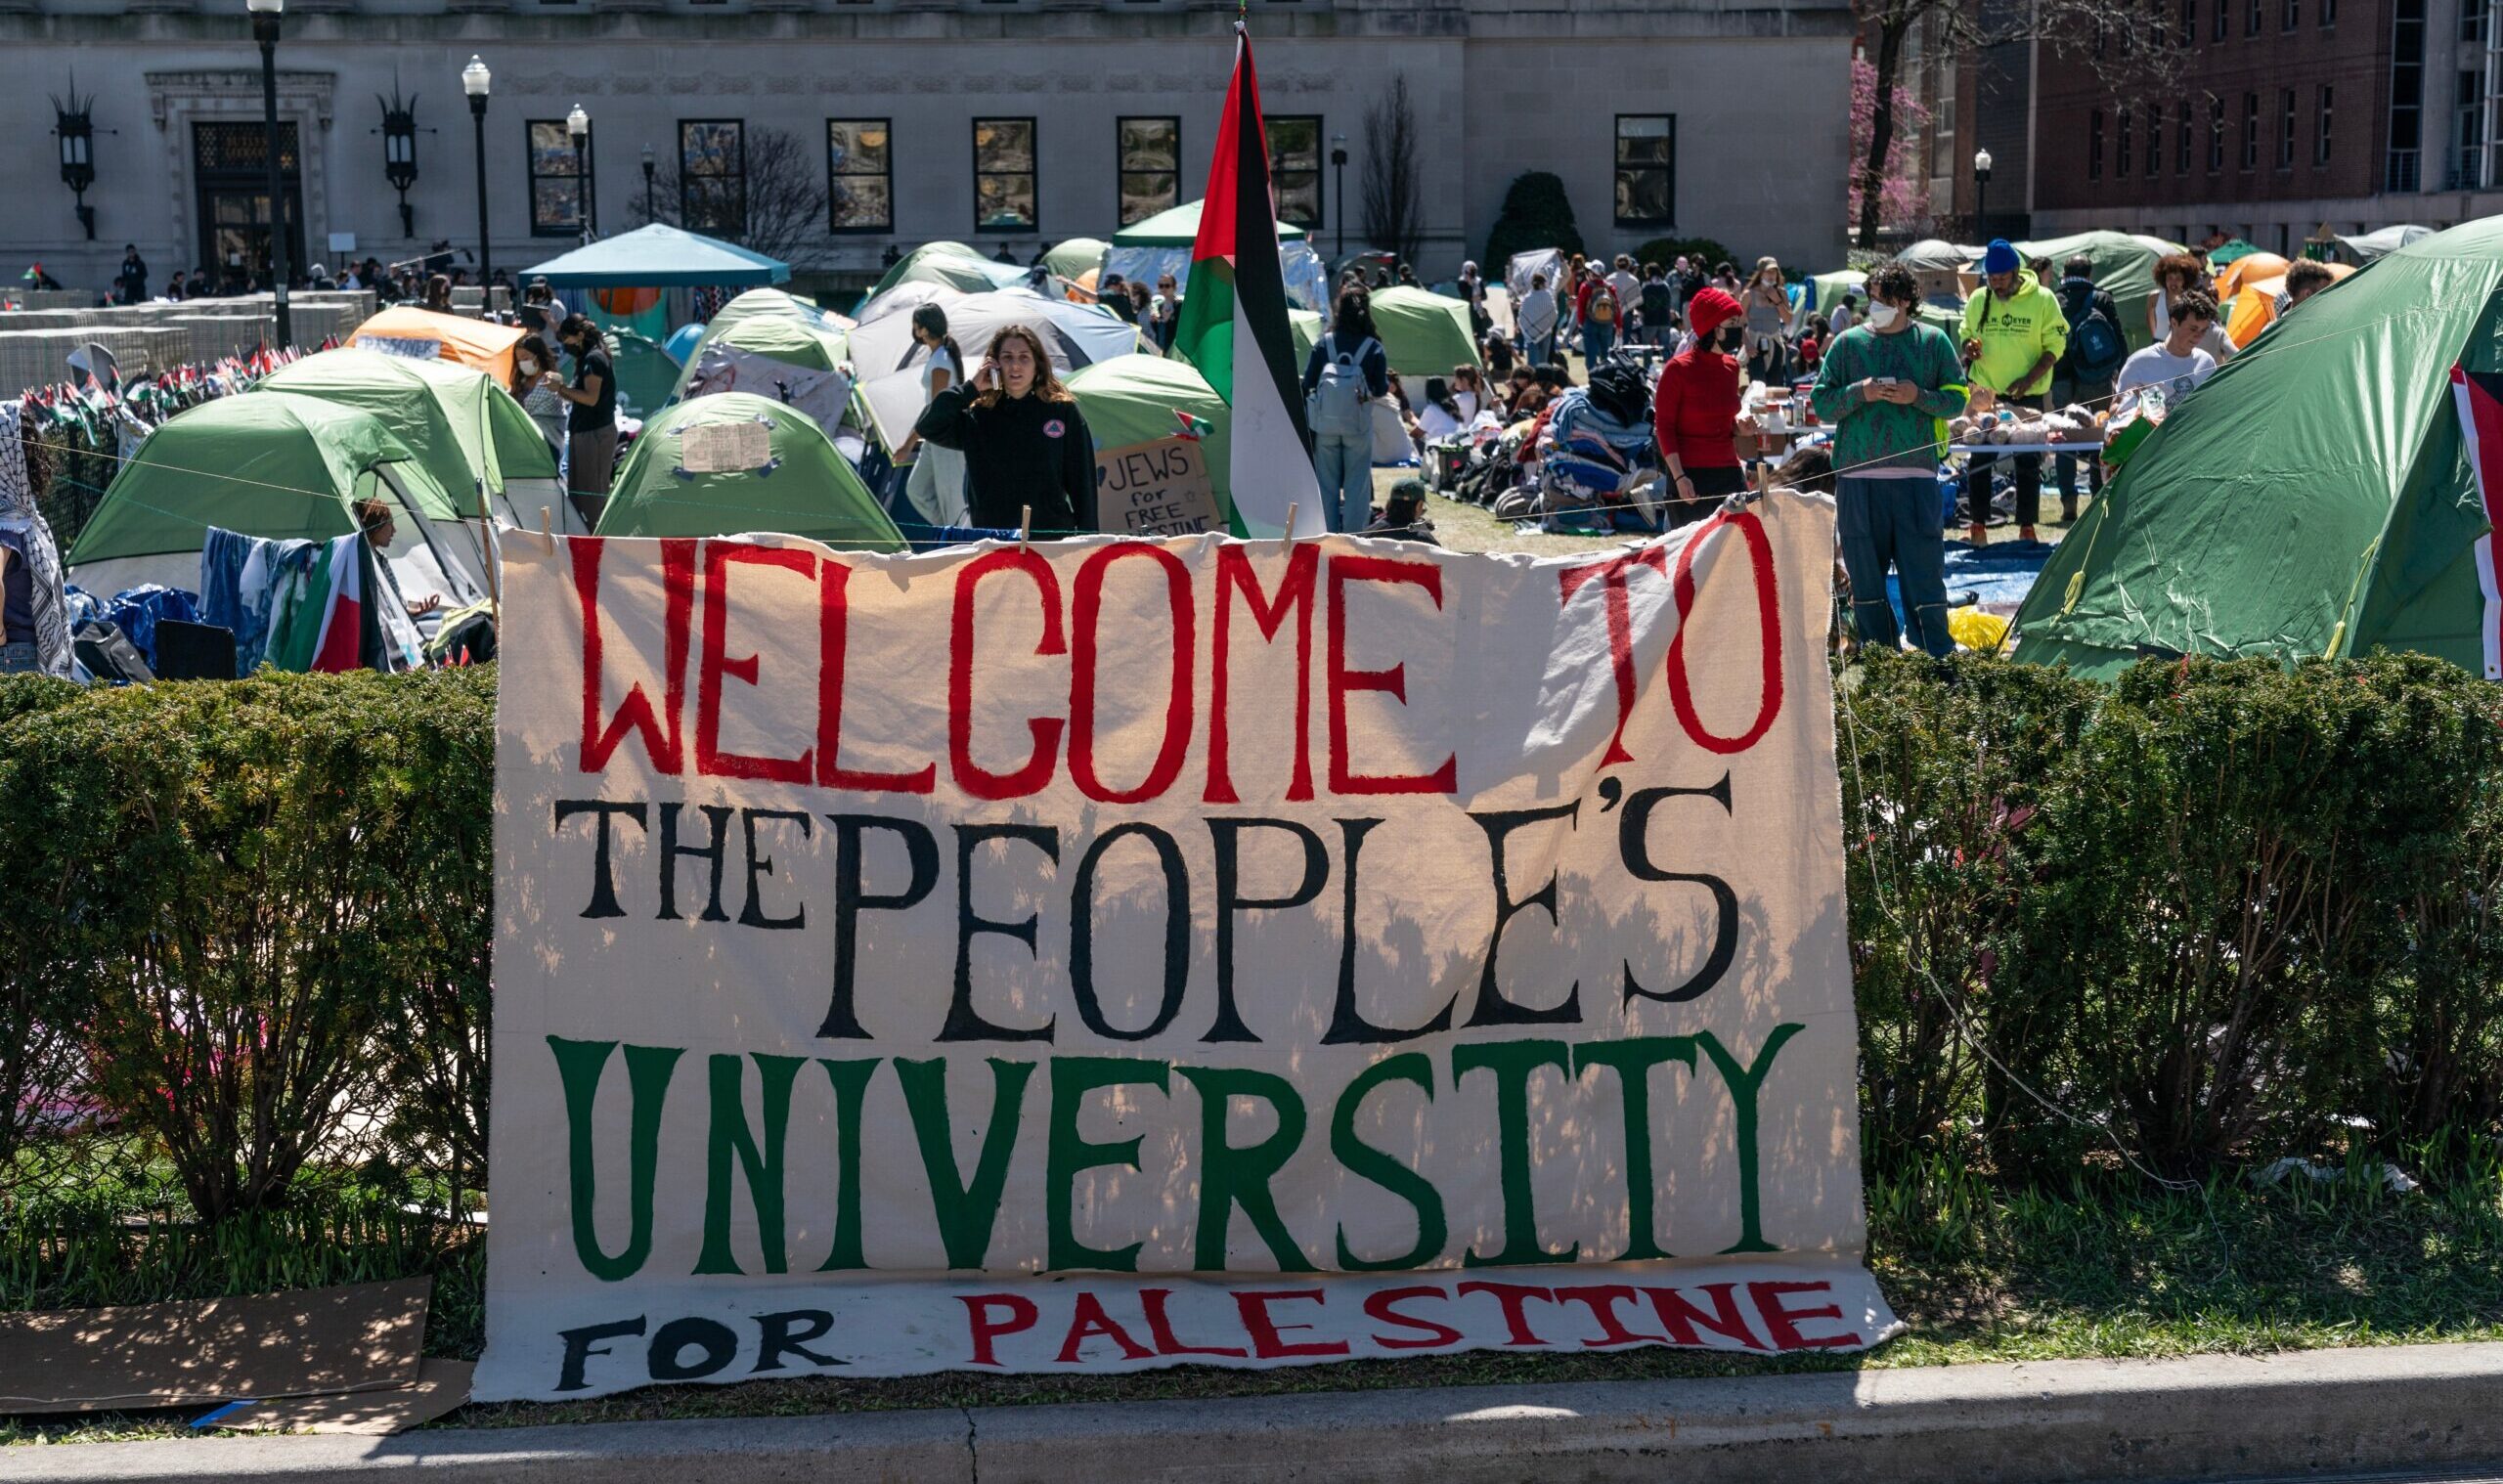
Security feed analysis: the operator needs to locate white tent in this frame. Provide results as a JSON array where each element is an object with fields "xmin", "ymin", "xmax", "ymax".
[
  {"xmin": 2335, "ymin": 224, "xmax": 2434, "ymax": 262},
  {"xmin": 854, "ymin": 281, "xmax": 964, "ymax": 327},
  {"xmin": 850, "ymin": 286, "xmax": 1144, "ymax": 451}
]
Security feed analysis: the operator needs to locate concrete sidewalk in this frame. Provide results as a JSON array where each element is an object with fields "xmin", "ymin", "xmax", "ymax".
[{"xmin": 19, "ymin": 1342, "xmax": 2503, "ymax": 1483}]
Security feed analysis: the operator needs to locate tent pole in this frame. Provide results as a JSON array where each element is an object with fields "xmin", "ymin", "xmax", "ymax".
[{"xmin": 478, "ymin": 479, "xmax": 501, "ymax": 629}]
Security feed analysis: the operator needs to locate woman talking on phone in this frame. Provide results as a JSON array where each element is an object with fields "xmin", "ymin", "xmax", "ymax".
[{"xmin": 912, "ymin": 324, "xmax": 1099, "ymax": 534}]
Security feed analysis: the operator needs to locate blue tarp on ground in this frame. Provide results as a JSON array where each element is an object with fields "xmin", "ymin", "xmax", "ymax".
[{"xmin": 521, "ymin": 224, "xmax": 790, "ymax": 289}]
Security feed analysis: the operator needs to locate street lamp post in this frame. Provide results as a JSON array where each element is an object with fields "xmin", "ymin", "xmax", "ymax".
[
  {"xmin": 1329, "ymin": 132, "xmax": 1348, "ymax": 259},
  {"xmin": 642, "ymin": 144, "xmax": 656, "ymax": 224},
  {"xmin": 247, "ymin": 0, "xmax": 291, "ymax": 349},
  {"xmin": 567, "ymin": 104, "xmax": 591, "ymax": 244},
  {"xmin": 1973, "ymin": 147, "xmax": 1994, "ymax": 241},
  {"xmin": 462, "ymin": 57, "xmax": 491, "ymax": 296}
]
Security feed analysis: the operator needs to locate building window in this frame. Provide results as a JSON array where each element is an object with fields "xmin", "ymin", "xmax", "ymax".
[
  {"xmin": 1118, "ymin": 116, "xmax": 1180, "ymax": 227},
  {"xmin": 973, "ymin": 117, "xmax": 1037, "ymax": 233},
  {"xmin": 2214, "ymin": 0, "xmax": 2230, "ymax": 38},
  {"xmin": 1267, "ymin": 114, "xmax": 1323, "ymax": 228},
  {"xmin": 2455, "ymin": 69, "xmax": 2484, "ymax": 188},
  {"xmin": 2243, "ymin": 92, "xmax": 2261, "ymax": 169},
  {"xmin": 2148, "ymin": 104, "xmax": 2165, "ymax": 175},
  {"xmin": 2321, "ymin": 0, "xmax": 2335, "ymax": 23},
  {"xmin": 2181, "ymin": 0, "xmax": 2197, "ymax": 40},
  {"xmin": 679, "ymin": 120, "xmax": 745, "ymax": 237},
  {"xmin": 2463, "ymin": 0, "xmax": 2483, "ymax": 41},
  {"xmin": 1614, "ymin": 114, "xmax": 1677, "ymax": 226},
  {"xmin": 826, "ymin": 118, "xmax": 893, "ymax": 233},
  {"xmin": 527, "ymin": 119, "xmax": 585, "ymax": 237},
  {"xmin": 2211, "ymin": 96, "xmax": 2226, "ymax": 170},
  {"xmin": 2119, "ymin": 109, "xmax": 2133, "ymax": 176},
  {"xmin": 2388, "ymin": 0, "xmax": 2426, "ymax": 189},
  {"xmin": 2178, "ymin": 102, "xmax": 2194, "ymax": 172},
  {"xmin": 2278, "ymin": 89, "xmax": 2296, "ymax": 167},
  {"xmin": 2247, "ymin": 0, "xmax": 2261, "ymax": 33},
  {"xmin": 2089, "ymin": 109, "xmax": 2104, "ymax": 179},
  {"xmin": 2316, "ymin": 85, "xmax": 2334, "ymax": 164},
  {"xmin": 2282, "ymin": 0, "xmax": 2298, "ymax": 27}
]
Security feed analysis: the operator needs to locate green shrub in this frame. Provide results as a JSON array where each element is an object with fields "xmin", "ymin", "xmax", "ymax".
[
  {"xmin": 2, "ymin": 671, "xmax": 493, "ymax": 1220},
  {"xmin": 1483, "ymin": 172, "xmax": 1584, "ymax": 271},
  {"xmin": 1837, "ymin": 653, "xmax": 2101, "ymax": 1176},
  {"xmin": 0, "ymin": 676, "xmax": 104, "ymax": 1195},
  {"xmin": 2035, "ymin": 655, "xmax": 2481, "ymax": 1173}
]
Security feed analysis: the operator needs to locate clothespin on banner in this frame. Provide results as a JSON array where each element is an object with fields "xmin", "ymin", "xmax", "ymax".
[
  {"xmin": 1018, "ymin": 505, "xmax": 1032, "ymax": 554},
  {"xmin": 1282, "ymin": 502, "xmax": 1298, "ymax": 549},
  {"xmin": 539, "ymin": 506, "xmax": 554, "ymax": 553}
]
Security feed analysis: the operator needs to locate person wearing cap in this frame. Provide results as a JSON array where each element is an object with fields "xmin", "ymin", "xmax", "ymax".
[
  {"xmin": 1809, "ymin": 260, "xmax": 1970, "ymax": 658},
  {"xmin": 1959, "ymin": 239, "xmax": 2068, "ymax": 544},
  {"xmin": 1651, "ymin": 286, "xmax": 1755, "ymax": 527}
]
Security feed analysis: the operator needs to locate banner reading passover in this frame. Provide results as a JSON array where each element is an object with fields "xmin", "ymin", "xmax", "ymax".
[{"xmin": 474, "ymin": 491, "xmax": 1895, "ymax": 1401}]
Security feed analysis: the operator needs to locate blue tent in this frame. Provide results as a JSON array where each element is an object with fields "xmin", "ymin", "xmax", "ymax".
[{"xmin": 520, "ymin": 223, "xmax": 789, "ymax": 288}]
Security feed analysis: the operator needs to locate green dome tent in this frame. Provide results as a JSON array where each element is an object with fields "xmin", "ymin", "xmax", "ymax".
[
  {"xmin": 1364, "ymin": 285, "xmax": 1485, "ymax": 378},
  {"xmin": 1114, "ymin": 200, "xmax": 1307, "ymax": 245},
  {"xmin": 66, "ymin": 391, "xmax": 486, "ymax": 603},
  {"xmin": 863, "ymin": 242, "xmax": 1022, "ymax": 303},
  {"xmin": 2206, "ymin": 238, "xmax": 2262, "ymax": 267},
  {"xmin": 695, "ymin": 313, "xmax": 850, "ymax": 373},
  {"xmin": 604, "ymin": 328, "xmax": 684, "ymax": 419},
  {"xmin": 254, "ymin": 347, "xmax": 560, "ymax": 521},
  {"xmin": 2005, "ymin": 230, "xmax": 2178, "ymax": 351},
  {"xmin": 595, "ymin": 393, "xmax": 903, "ymax": 550},
  {"xmin": 1068, "ymin": 355, "xmax": 1235, "ymax": 527},
  {"xmin": 1043, "ymin": 239, "xmax": 1110, "ymax": 282},
  {"xmin": 2012, "ymin": 217, "xmax": 2503, "ymax": 679},
  {"xmin": 1109, "ymin": 199, "xmax": 1329, "ymax": 312}
]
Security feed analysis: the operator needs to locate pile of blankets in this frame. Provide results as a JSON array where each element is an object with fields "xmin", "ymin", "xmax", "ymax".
[{"xmin": 198, "ymin": 527, "xmax": 421, "ymax": 677}]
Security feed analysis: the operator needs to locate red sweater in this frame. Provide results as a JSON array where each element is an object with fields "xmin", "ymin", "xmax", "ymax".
[{"xmin": 1652, "ymin": 347, "xmax": 1742, "ymax": 470}]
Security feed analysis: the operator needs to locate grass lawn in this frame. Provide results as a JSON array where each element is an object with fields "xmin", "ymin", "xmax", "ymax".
[{"xmin": 7, "ymin": 1155, "xmax": 2496, "ymax": 1444}]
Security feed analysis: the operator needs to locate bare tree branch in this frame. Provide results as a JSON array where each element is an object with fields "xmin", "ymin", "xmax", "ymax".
[
  {"xmin": 1361, "ymin": 73, "xmax": 1425, "ymax": 268},
  {"xmin": 632, "ymin": 125, "xmax": 828, "ymax": 269}
]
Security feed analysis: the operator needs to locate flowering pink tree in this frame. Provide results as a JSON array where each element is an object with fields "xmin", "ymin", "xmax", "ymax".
[{"xmin": 1850, "ymin": 55, "xmax": 1932, "ymax": 240}]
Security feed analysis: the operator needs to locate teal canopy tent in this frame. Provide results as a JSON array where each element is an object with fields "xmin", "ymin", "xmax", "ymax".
[{"xmin": 520, "ymin": 223, "xmax": 790, "ymax": 288}]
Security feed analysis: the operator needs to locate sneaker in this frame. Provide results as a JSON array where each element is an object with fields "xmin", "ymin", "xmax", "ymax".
[{"xmin": 2059, "ymin": 500, "xmax": 2079, "ymax": 523}]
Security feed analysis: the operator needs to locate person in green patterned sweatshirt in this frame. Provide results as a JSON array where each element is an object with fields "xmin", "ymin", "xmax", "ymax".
[{"xmin": 1809, "ymin": 260, "xmax": 1969, "ymax": 658}]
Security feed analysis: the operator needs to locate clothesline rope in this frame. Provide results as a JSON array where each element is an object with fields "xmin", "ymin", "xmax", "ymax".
[{"xmin": 30, "ymin": 293, "xmax": 2431, "ymax": 559}]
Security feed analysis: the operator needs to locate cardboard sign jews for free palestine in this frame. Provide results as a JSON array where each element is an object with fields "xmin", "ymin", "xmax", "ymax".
[
  {"xmin": 1095, "ymin": 435, "xmax": 1224, "ymax": 538},
  {"xmin": 475, "ymin": 493, "xmax": 1897, "ymax": 1401}
]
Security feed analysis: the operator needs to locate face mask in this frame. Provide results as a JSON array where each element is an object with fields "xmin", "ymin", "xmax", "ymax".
[
  {"xmin": 517, "ymin": 359, "xmax": 537, "ymax": 376},
  {"xmin": 1716, "ymin": 326, "xmax": 1745, "ymax": 353},
  {"xmin": 1867, "ymin": 302, "xmax": 1903, "ymax": 331}
]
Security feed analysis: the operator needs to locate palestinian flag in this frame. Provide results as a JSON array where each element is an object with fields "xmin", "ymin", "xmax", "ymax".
[
  {"xmin": 310, "ymin": 533, "xmax": 374, "ymax": 673},
  {"xmin": 2452, "ymin": 365, "xmax": 2503, "ymax": 678},
  {"xmin": 1171, "ymin": 26, "xmax": 1327, "ymax": 538}
]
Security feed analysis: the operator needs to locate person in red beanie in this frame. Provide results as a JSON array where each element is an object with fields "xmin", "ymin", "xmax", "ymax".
[{"xmin": 1652, "ymin": 285, "xmax": 1755, "ymax": 526}]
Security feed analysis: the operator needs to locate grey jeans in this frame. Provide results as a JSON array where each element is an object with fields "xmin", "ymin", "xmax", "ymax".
[{"xmin": 1837, "ymin": 474, "xmax": 1953, "ymax": 657}]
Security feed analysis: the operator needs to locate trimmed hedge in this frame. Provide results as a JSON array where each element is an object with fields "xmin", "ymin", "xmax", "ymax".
[{"xmin": 4, "ymin": 653, "xmax": 2500, "ymax": 1225}]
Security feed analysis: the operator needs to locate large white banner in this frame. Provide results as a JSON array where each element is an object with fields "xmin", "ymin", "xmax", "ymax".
[{"xmin": 475, "ymin": 493, "xmax": 1895, "ymax": 1401}]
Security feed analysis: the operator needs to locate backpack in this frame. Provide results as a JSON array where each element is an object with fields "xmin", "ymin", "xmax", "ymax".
[
  {"xmin": 2065, "ymin": 284, "xmax": 2127, "ymax": 379},
  {"xmin": 1306, "ymin": 335, "xmax": 1380, "ymax": 437},
  {"xmin": 1585, "ymin": 353, "xmax": 1649, "ymax": 427},
  {"xmin": 1589, "ymin": 289, "xmax": 1618, "ymax": 324}
]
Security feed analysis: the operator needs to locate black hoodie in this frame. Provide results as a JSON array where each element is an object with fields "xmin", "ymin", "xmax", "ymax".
[{"xmin": 914, "ymin": 383, "xmax": 1099, "ymax": 533}]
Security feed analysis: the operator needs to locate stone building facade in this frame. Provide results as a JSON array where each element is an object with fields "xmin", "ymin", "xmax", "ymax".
[{"xmin": 0, "ymin": 0, "xmax": 1856, "ymax": 297}]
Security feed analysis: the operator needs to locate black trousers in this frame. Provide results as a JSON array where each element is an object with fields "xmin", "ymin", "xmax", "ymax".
[{"xmin": 1965, "ymin": 391, "xmax": 2043, "ymax": 527}]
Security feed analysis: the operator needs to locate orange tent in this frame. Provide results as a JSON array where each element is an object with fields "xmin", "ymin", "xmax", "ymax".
[
  {"xmin": 2223, "ymin": 261, "xmax": 2355, "ymax": 347},
  {"xmin": 2212, "ymin": 251, "xmax": 2291, "ymax": 304},
  {"xmin": 349, "ymin": 307, "xmax": 526, "ymax": 383}
]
